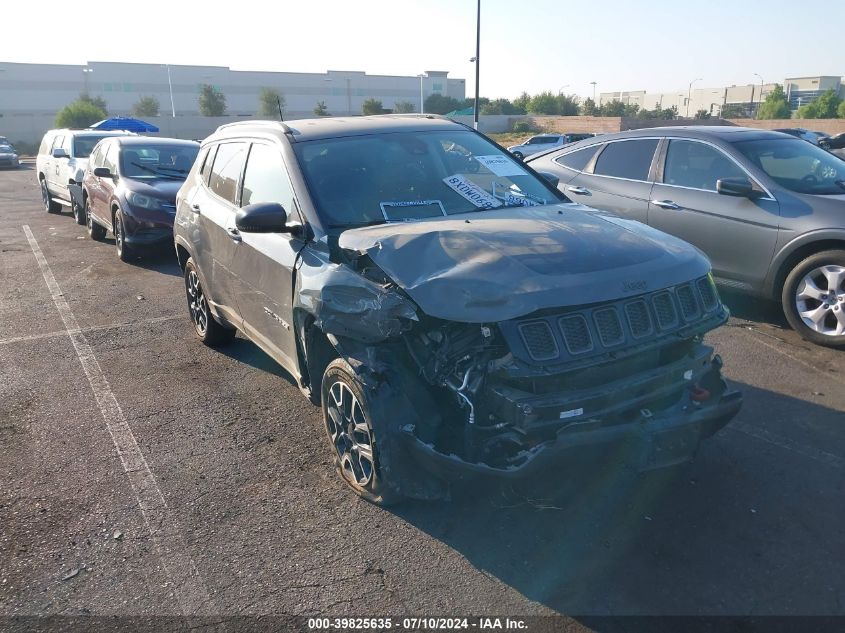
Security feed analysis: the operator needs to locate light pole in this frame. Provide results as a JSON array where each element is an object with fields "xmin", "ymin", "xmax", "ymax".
[
  {"xmin": 590, "ymin": 81, "xmax": 597, "ymax": 102},
  {"xmin": 473, "ymin": 0, "xmax": 481, "ymax": 130},
  {"xmin": 753, "ymin": 73, "xmax": 763, "ymax": 115},
  {"xmin": 557, "ymin": 84, "xmax": 570, "ymax": 95},
  {"xmin": 82, "ymin": 67, "xmax": 93, "ymax": 95},
  {"xmin": 687, "ymin": 78, "xmax": 702, "ymax": 117},
  {"xmin": 345, "ymin": 77, "xmax": 352, "ymax": 115},
  {"xmin": 166, "ymin": 64, "xmax": 176, "ymax": 117},
  {"xmin": 416, "ymin": 73, "xmax": 425, "ymax": 113}
]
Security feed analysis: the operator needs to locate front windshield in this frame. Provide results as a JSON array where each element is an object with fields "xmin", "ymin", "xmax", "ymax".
[
  {"xmin": 732, "ymin": 138, "xmax": 845, "ymax": 195},
  {"xmin": 119, "ymin": 144, "xmax": 199, "ymax": 180},
  {"xmin": 73, "ymin": 136, "xmax": 111, "ymax": 158},
  {"xmin": 294, "ymin": 129, "xmax": 565, "ymax": 227}
]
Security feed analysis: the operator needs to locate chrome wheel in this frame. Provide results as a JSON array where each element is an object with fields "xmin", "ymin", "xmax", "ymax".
[
  {"xmin": 186, "ymin": 269, "xmax": 209, "ymax": 335},
  {"xmin": 114, "ymin": 215, "xmax": 124, "ymax": 256},
  {"xmin": 795, "ymin": 265, "xmax": 845, "ymax": 336},
  {"xmin": 325, "ymin": 381, "xmax": 374, "ymax": 487}
]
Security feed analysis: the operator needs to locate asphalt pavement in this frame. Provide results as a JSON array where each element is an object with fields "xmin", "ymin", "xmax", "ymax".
[{"xmin": 1, "ymin": 165, "xmax": 843, "ymax": 629}]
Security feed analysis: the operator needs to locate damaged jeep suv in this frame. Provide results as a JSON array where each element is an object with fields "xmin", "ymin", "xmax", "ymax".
[{"xmin": 174, "ymin": 115, "xmax": 742, "ymax": 503}]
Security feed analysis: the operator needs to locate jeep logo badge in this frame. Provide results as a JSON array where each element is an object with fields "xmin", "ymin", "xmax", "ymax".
[{"xmin": 623, "ymin": 280, "xmax": 648, "ymax": 293}]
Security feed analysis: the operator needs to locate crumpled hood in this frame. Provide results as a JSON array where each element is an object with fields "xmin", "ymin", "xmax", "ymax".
[{"xmin": 338, "ymin": 204, "xmax": 711, "ymax": 322}]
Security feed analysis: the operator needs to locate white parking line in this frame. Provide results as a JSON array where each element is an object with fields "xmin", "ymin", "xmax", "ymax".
[
  {"xmin": 23, "ymin": 225, "xmax": 213, "ymax": 615},
  {"xmin": 746, "ymin": 328, "xmax": 845, "ymax": 388},
  {"xmin": 0, "ymin": 314, "xmax": 182, "ymax": 346}
]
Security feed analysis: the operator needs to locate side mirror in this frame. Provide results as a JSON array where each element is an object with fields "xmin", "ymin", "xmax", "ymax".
[
  {"xmin": 93, "ymin": 167, "xmax": 112, "ymax": 178},
  {"xmin": 235, "ymin": 202, "xmax": 290, "ymax": 233},
  {"xmin": 538, "ymin": 171, "xmax": 560, "ymax": 188},
  {"xmin": 716, "ymin": 177, "xmax": 755, "ymax": 198},
  {"xmin": 52, "ymin": 148, "xmax": 69, "ymax": 159}
]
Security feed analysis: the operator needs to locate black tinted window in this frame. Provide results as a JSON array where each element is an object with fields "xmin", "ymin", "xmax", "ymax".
[
  {"xmin": 593, "ymin": 139, "xmax": 659, "ymax": 181},
  {"xmin": 664, "ymin": 140, "xmax": 746, "ymax": 191},
  {"xmin": 241, "ymin": 144, "xmax": 297, "ymax": 218},
  {"xmin": 74, "ymin": 136, "xmax": 110, "ymax": 158},
  {"xmin": 208, "ymin": 143, "xmax": 248, "ymax": 204},
  {"xmin": 555, "ymin": 146, "xmax": 599, "ymax": 172}
]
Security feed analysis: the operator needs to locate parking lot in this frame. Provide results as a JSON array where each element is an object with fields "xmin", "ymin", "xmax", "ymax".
[{"xmin": 1, "ymin": 162, "xmax": 844, "ymax": 624}]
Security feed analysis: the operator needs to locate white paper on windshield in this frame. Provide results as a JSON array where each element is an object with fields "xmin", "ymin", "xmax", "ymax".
[
  {"xmin": 502, "ymin": 193, "xmax": 541, "ymax": 207},
  {"xmin": 474, "ymin": 154, "xmax": 528, "ymax": 177},
  {"xmin": 442, "ymin": 174, "xmax": 502, "ymax": 209}
]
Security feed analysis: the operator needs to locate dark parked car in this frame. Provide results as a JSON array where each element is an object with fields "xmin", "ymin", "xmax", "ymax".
[
  {"xmin": 819, "ymin": 132, "xmax": 845, "ymax": 151},
  {"xmin": 82, "ymin": 137, "xmax": 199, "ymax": 261},
  {"xmin": 173, "ymin": 116, "xmax": 741, "ymax": 503},
  {"xmin": 0, "ymin": 143, "xmax": 20, "ymax": 169},
  {"xmin": 527, "ymin": 126, "xmax": 845, "ymax": 347}
]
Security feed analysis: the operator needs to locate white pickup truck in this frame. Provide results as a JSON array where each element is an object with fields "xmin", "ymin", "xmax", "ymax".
[{"xmin": 507, "ymin": 133, "xmax": 596, "ymax": 160}]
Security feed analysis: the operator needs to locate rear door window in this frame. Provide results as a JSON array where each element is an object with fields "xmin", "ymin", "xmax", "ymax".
[
  {"xmin": 593, "ymin": 139, "xmax": 659, "ymax": 181},
  {"xmin": 555, "ymin": 146, "xmax": 600, "ymax": 172},
  {"xmin": 208, "ymin": 142, "xmax": 248, "ymax": 204},
  {"xmin": 199, "ymin": 145, "xmax": 217, "ymax": 184}
]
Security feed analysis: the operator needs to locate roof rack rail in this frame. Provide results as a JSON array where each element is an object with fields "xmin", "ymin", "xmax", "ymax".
[{"xmin": 215, "ymin": 120, "xmax": 291, "ymax": 134}]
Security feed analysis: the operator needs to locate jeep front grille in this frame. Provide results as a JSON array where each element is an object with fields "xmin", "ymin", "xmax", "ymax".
[
  {"xmin": 559, "ymin": 315, "xmax": 593, "ymax": 354},
  {"xmin": 518, "ymin": 321, "xmax": 559, "ymax": 361},
  {"xmin": 676, "ymin": 284, "xmax": 701, "ymax": 321},
  {"xmin": 697, "ymin": 277, "xmax": 718, "ymax": 312},
  {"xmin": 625, "ymin": 300, "xmax": 653, "ymax": 338},
  {"xmin": 593, "ymin": 307, "xmax": 624, "ymax": 347},
  {"xmin": 652, "ymin": 291, "xmax": 679, "ymax": 330}
]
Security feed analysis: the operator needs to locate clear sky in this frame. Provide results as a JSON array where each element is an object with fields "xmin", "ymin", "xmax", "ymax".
[{"xmin": 2, "ymin": 0, "xmax": 842, "ymax": 99}]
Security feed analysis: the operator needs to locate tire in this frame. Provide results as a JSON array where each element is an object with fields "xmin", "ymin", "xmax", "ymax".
[
  {"xmin": 321, "ymin": 358, "xmax": 400, "ymax": 505},
  {"xmin": 113, "ymin": 209, "xmax": 133, "ymax": 262},
  {"xmin": 72, "ymin": 196, "xmax": 86, "ymax": 225},
  {"xmin": 184, "ymin": 258, "xmax": 235, "ymax": 347},
  {"xmin": 86, "ymin": 199, "xmax": 106, "ymax": 241},
  {"xmin": 41, "ymin": 178, "xmax": 61, "ymax": 214},
  {"xmin": 781, "ymin": 249, "xmax": 845, "ymax": 348},
  {"xmin": 512, "ymin": 151, "xmax": 524, "ymax": 161}
]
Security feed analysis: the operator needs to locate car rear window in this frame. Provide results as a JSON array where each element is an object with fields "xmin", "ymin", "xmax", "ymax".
[
  {"xmin": 593, "ymin": 139, "xmax": 659, "ymax": 181},
  {"xmin": 555, "ymin": 146, "xmax": 600, "ymax": 172}
]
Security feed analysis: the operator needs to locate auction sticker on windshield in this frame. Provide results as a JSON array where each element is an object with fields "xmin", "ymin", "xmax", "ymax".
[
  {"xmin": 442, "ymin": 174, "xmax": 502, "ymax": 209},
  {"xmin": 474, "ymin": 154, "xmax": 527, "ymax": 177}
]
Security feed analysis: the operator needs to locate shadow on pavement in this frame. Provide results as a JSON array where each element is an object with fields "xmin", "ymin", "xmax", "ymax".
[
  {"xmin": 215, "ymin": 336, "xmax": 298, "ymax": 387},
  {"xmin": 390, "ymin": 381, "xmax": 845, "ymax": 618},
  {"xmin": 101, "ymin": 239, "xmax": 182, "ymax": 277},
  {"xmin": 718, "ymin": 289, "xmax": 789, "ymax": 329}
]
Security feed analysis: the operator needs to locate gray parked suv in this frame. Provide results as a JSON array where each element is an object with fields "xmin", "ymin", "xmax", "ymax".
[
  {"xmin": 527, "ymin": 127, "xmax": 845, "ymax": 347},
  {"xmin": 174, "ymin": 116, "xmax": 741, "ymax": 503}
]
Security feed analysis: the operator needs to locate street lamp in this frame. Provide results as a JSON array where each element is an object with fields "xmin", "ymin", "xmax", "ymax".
[
  {"xmin": 590, "ymin": 81, "xmax": 597, "ymax": 102},
  {"xmin": 165, "ymin": 64, "xmax": 176, "ymax": 117},
  {"xmin": 82, "ymin": 67, "xmax": 93, "ymax": 95},
  {"xmin": 687, "ymin": 78, "xmax": 702, "ymax": 117},
  {"xmin": 472, "ymin": 0, "xmax": 481, "ymax": 130},
  {"xmin": 416, "ymin": 73, "xmax": 426, "ymax": 114},
  {"xmin": 753, "ymin": 73, "xmax": 764, "ymax": 115},
  {"xmin": 558, "ymin": 84, "xmax": 570, "ymax": 95}
]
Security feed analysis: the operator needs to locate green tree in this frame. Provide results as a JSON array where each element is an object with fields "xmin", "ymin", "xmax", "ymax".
[
  {"xmin": 198, "ymin": 84, "xmax": 226, "ymax": 116},
  {"xmin": 313, "ymin": 101, "xmax": 330, "ymax": 116},
  {"xmin": 757, "ymin": 84, "xmax": 791, "ymax": 119},
  {"xmin": 555, "ymin": 93, "xmax": 580, "ymax": 116},
  {"xmin": 580, "ymin": 97, "xmax": 597, "ymax": 116},
  {"xmin": 512, "ymin": 92, "xmax": 531, "ymax": 114},
  {"xmin": 695, "ymin": 109, "xmax": 712, "ymax": 120},
  {"xmin": 258, "ymin": 87, "xmax": 285, "ymax": 117},
  {"xmin": 424, "ymin": 93, "xmax": 462, "ymax": 114},
  {"xmin": 132, "ymin": 95, "xmax": 160, "ymax": 117},
  {"xmin": 797, "ymin": 88, "xmax": 842, "ymax": 119},
  {"xmin": 80, "ymin": 93, "xmax": 108, "ymax": 115},
  {"xmin": 720, "ymin": 103, "xmax": 748, "ymax": 118},
  {"xmin": 393, "ymin": 100, "xmax": 416, "ymax": 113},
  {"xmin": 527, "ymin": 91, "xmax": 559, "ymax": 115},
  {"xmin": 838, "ymin": 101, "xmax": 845, "ymax": 118},
  {"xmin": 461, "ymin": 97, "xmax": 490, "ymax": 110},
  {"xmin": 362, "ymin": 98, "xmax": 384, "ymax": 115},
  {"xmin": 599, "ymin": 100, "xmax": 626, "ymax": 116},
  {"xmin": 481, "ymin": 98, "xmax": 521, "ymax": 115},
  {"xmin": 55, "ymin": 98, "xmax": 107, "ymax": 128}
]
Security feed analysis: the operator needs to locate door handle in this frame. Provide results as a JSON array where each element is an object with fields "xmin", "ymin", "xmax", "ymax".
[
  {"xmin": 226, "ymin": 226, "xmax": 242, "ymax": 242},
  {"xmin": 566, "ymin": 185, "xmax": 591, "ymax": 195},
  {"xmin": 651, "ymin": 199, "xmax": 681, "ymax": 210}
]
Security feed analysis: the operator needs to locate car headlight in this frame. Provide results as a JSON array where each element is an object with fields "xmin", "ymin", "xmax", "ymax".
[{"xmin": 127, "ymin": 192, "xmax": 164, "ymax": 210}]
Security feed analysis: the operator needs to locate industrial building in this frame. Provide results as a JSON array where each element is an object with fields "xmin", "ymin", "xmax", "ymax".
[
  {"xmin": 600, "ymin": 75, "xmax": 845, "ymax": 117},
  {"xmin": 0, "ymin": 61, "xmax": 466, "ymax": 117}
]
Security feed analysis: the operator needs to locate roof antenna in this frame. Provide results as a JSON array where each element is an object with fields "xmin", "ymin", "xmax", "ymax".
[{"xmin": 276, "ymin": 96, "xmax": 284, "ymax": 122}]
